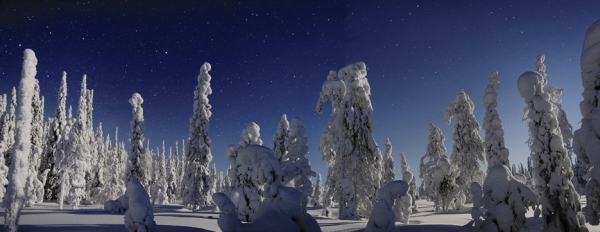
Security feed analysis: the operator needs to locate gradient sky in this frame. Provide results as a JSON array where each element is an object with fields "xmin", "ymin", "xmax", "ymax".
[{"xmin": 1, "ymin": 1, "xmax": 598, "ymax": 183}]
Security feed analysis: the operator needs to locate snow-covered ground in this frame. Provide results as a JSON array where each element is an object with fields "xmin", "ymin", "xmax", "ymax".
[{"xmin": 1, "ymin": 197, "xmax": 594, "ymax": 231}]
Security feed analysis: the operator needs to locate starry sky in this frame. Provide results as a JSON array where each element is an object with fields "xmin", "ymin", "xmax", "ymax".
[{"xmin": 1, "ymin": 0, "xmax": 598, "ymax": 182}]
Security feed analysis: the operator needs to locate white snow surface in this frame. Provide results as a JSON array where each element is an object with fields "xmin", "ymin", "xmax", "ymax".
[{"xmin": 1, "ymin": 196, "xmax": 595, "ymax": 231}]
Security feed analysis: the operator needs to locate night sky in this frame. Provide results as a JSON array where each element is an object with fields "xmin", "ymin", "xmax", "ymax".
[{"xmin": 1, "ymin": 1, "xmax": 598, "ymax": 182}]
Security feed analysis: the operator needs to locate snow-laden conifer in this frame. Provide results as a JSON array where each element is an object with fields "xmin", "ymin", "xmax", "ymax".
[
  {"xmin": 281, "ymin": 117, "xmax": 316, "ymax": 214},
  {"xmin": 482, "ymin": 71, "xmax": 510, "ymax": 167},
  {"xmin": 183, "ymin": 62, "xmax": 213, "ymax": 210},
  {"xmin": 41, "ymin": 72, "xmax": 67, "ymax": 200},
  {"xmin": 125, "ymin": 93, "xmax": 145, "ymax": 184},
  {"xmin": 226, "ymin": 122, "xmax": 267, "ymax": 221},
  {"xmin": 272, "ymin": 114, "xmax": 289, "ymax": 164},
  {"xmin": 142, "ymin": 140, "xmax": 153, "ymax": 190},
  {"xmin": 4, "ymin": 49, "xmax": 37, "ymax": 232},
  {"xmin": 316, "ymin": 63, "xmax": 383, "ymax": 219},
  {"xmin": 311, "ymin": 173, "xmax": 324, "ymax": 207},
  {"xmin": 419, "ymin": 124, "xmax": 447, "ymax": 200},
  {"xmin": 380, "ymin": 138, "xmax": 394, "ymax": 188},
  {"xmin": 97, "ymin": 133, "xmax": 125, "ymax": 204},
  {"xmin": 166, "ymin": 145, "xmax": 177, "ymax": 202},
  {"xmin": 151, "ymin": 141, "xmax": 168, "ymax": 205},
  {"xmin": 432, "ymin": 158, "xmax": 458, "ymax": 212},
  {"xmin": 0, "ymin": 94, "xmax": 8, "ymax": 202},
  {"xmin": 3, "ymin": 87, "xmax": 16, "ymax": 167},
  {"xmin": 518, "ymin": 55, "xmax": 587, "ymax": 231},
  {"xmin": 24, "ymin": 79, "xmax": 44, "ymax": 207},
  {"xmin": 445, "ymin": 91, "xmax": 486, "ymax": 201}
]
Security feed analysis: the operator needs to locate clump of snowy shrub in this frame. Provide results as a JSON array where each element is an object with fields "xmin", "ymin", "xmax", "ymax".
[
  {"xmin": 480, "ymin": 164, "xmax": 537, "ymax": 232},
  {"xmin": 365, "ymin": 180, "xmax": 408, "ymax": 232},
  {"xmin": 124, "ymin": 179, "xmax": 156, "ymax": 232}
]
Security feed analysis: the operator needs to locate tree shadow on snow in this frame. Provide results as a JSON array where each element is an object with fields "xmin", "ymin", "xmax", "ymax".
[{"xmin": 0, "ymin": 224, "xmax": 211, "ymax": 232}]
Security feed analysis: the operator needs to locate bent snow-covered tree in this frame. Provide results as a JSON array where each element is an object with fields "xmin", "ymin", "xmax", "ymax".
[
  {"xmin": 4, "ymin": 49, "xmax": 37, "ymax": 232},
  {"xmin": 183, "ymin": 62, "xmax": 213, "ymax": 211},
  {"xmin": 573, "ymin": 20, "xmax": 600, "ymax": 226},
  {"xmin": 444, "ymin": 91, "xmax": 486, "ymax": 202},
  {"xmin": 518, "ymin": 55, "xmax": 587, "ymax": 231},
  {"xmin": 316, "ymin": 62, "xmax": 383, "ymax": 219},
  {"xmin": 482, "ymin": 71, "xmax": 510, "ymax": 167}
]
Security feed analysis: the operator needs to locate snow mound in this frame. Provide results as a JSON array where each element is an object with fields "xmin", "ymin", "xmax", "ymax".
[{"xmin": 124, "ymin": 180, "xmax": 156, "ymax": 232}]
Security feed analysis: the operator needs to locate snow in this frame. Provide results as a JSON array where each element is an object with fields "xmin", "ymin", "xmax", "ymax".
[
  {"xmin": 124, "ymin": 179, "xmax": 156, "ymax": 232},
  {"xmin": 366, "ymin": 180, "xmax": 408, "ymax": 232},
  {"xmin": 1, "ymin": 196, "xmax": 595, "ymax": 231}
]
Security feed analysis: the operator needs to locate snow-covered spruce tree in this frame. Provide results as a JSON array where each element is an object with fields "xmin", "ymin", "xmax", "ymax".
[
  {"xmin": 142, "ymin": 140, "xmax": 153, "ymax": 190},
  {"xmin": 483, "ymin": 71, "xmax": 510, "ymax": 167},
  {"xmin": 166, "ymin": 145, "xmax": 177, "ymax": 202},
  {"xmin": 3, "ymin": 87, "xmax": 16, "ymax": 167},
  {"xmin": 518, "ymin": 56, "xmax": 587, "ymax": 231},
  {"xmin": 365, "ymin": 180, "xmax": 408, "ymax": 232},
  {"xmin": 311, "ymin": 173, "xmax": 324, "ymax": 207},
  {"xmin": 394, "ymin": 153, "xmax": 414, "ymax": 223},
  {"xmin": 444, "ymin": 91, "xmax": 486, "ymax": 202},
  {"xmin": 380, "ymin": 138, "xmax": 394, "ymax": 188},
  {"xmin": 151, "ymin": 141, "xmax": 168, "ymax": 205},
  {"xmin": 125, "ymin": 93, "xmax": 146, "ymax": 184},
  {"xmin": 399, "ymin": 153, "xmax": 419, "ymax": 212},
  {"xmin": 4, "ymin": 49, "xmax": 37, "ymax": 232},
  {"xmin": 315, "ymin": 63, "xmax": 383, "ymax": 219},
  {"xmin": 572, "ymin": 157, "xmax": 587, "ymax": 195},
  {"xmin": 178, "ymin": 139, "xmax": 186, "ymax": 200},
  {"xmin": 41, "ymin": 72, "xmax": 67, "ymax": 201},
  {"xmin": 55, "ymin": 109, "xmax": 76, "ymax": 209},
  {"xmin": 208, "ymin": 163, "xmax": 217, "ymax": 204},
  {"xmin": 90, "ymin": 123, "xmax": 105, "ymax": 202},
  {"xmin": 0, "ymin": 94, "xmax": 8, "ymax": 202},
  {"xmin": 75, "ymin": 75, "xmax": 92, "ymax": 200},
  {"xmin": 96, "ymin": 133, "xmax": 125, "ymax": 204},
  {"xmin": 183, "ymin": 62, "xmax": 213, "ymax": 211},
  {"xmin": 545, "ymin": 86, "xmax": 574, "ymax": 159},
  {"xmin": 225, "ymin": 122, "xmax": 265, "ymax": 222},
  {"xmin": 432, "ymin": 157, "xmax": 458, "ymax": 212},
  {"xmin": 281, "ymin": 117, "xmax": 316, "ymax": 214},
  {"xmin": 573, "ymin": 20, "xmax": 600, "ymax": 226},
  {"xmin": 321, "ymin": 166, "xmax": 336, "ymax": 217},
  {"xmin": 272, "ymin": 114, "xmax": 290, "ymax": 164},
  {"xmin": 477, "ymin": 164, "xmax": 538, "ymax": 232},
  {"xmin": 419, "ymin": 123, "xmax": 447, "ymax": 200},
  {"xmin": 24, "ymin": 78, "xmax": 44, "ymax": 207}
]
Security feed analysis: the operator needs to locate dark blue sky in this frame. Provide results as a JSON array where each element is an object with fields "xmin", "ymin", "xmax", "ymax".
[{"xmin": 1, "ymin": 0, "xmax": 598, "ymax": 180}]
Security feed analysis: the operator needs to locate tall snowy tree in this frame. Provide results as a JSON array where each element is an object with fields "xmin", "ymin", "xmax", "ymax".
[
  {"xmin": 311, "ymin": 173, "xmax": 324, "ymax": 207},
  {"xmin": 125, "ymin": 93, "xmax": 146, "ymax": 184},
  {"xmin": 482, "ymin": 71, "xmax": 510, "ymax": 167},
  {"xmin": 166, "ymin": 145, "xmax": 177, "ymax": 202},
  {"xmin": 4, "ymin": 49, "xmax": 37, "ymax": 232},
  {"xmin": 272, "ymin": 114, "xmax": 290, "ymax": 164},
  {"xmin": 142, "ymin": 140, "xmax": 153, "ymax": 190},
  {"xmin": 152, "ymin": 141, "xmax": 167, "ymax": 205},
  {"xmin": 380, "ymin": 138, "xmax": 395, "ymax": 188},
  {"xmin": 0, "ymin": 94, "xmax": 8, "ymax": 202},
  {"xmin": 281, "ymin": 117, "xmax": 316, "ymax": 214},
  {"xmin": 519, "ymin": 55, "xmax": 587, "ymax": 231},
  {"xmin": 3, "ymin": 87, "xmax": 16, "ymax": 167},
  {"xmin": 41, "ymin": 72, "xmax": 67, "ymax": 200},
  {"xmin": 96, "ymin": 133, "xmax": 125, "ymax": 204},
  {"xmin": 419, "ymin": 124, "xmax": 447, "ymax": 200},
  {"xmin": 183, "ymin": 62, "xmax": 213, "ymax": 211},
  {"xmin": 315, "ymin": 63, "xmax": 383, "ymax": 219},
  {"xmin": 24, "ymin": 78, "xmax": 44, "ymax": 206},
  {"xmin": 90, "ymin": 123, "xmax": 105, "ymax": 202},
  {"xmin": 573, "ymin": 20, "xmax": 600, "ymax": 226},
  {"xmin": 445, "ymin": 91, "xmax": 486, "ymax": 201}
]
